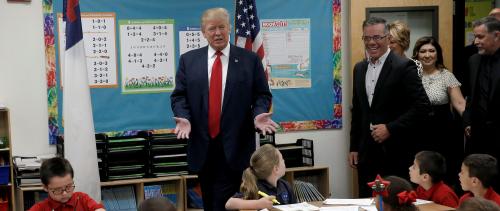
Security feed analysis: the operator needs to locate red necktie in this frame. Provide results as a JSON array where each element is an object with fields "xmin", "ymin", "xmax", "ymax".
[{"xmin": 209, "ymin": 51, "xmax": 222, "ymax": 139}]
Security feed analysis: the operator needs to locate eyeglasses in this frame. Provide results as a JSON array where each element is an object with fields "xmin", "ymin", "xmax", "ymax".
[
  {"xmin": 362, "ymin": 35, "xmax": 388, "ymax": 42},
  {"xmin": 49, "ymin": 183, "xmax": 76, "ymax": 195}
]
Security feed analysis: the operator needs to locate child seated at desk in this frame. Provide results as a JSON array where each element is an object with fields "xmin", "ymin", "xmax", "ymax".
[
  {"xmin": 457, "ymin": 197, "xmax": 500, "ymax": 211},
  {"xmin": 409, "ymin": 151, "xmax": 459, "ymax": 207},
  {"xmin": 28, "ymin": 157, "xmax": 105, "ymax": 211},
  {"xmin": 376, "ymin": 176, "xmax": 418, "ymax": 211},
  {"xmin": 225, "ymin": 144, "xmax": 296, "ymax": 210},
  {"xmin": 458, "ymin": 154, "xmax": 500, "ymax": 206}
]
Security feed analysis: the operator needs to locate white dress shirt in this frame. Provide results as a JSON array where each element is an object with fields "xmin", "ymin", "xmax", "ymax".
[
  {"xmin": 207, "ymin": 44, "xmax": 230, "ymax": 107},
  {"xmin": 365, "ymin": 49, "xmax": 390, "ymax": 106}
]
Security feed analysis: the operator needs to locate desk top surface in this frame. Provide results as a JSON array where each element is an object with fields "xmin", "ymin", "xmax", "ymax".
[{"xmin": 307, "ymin": 201, "xmax": 454, "ymax": 211}]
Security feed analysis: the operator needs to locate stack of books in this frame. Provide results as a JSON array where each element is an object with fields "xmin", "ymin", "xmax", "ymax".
[
  {"xmin": 293, "ymin": 180, "xmax": 325, "ymax": 202},
  {"xmin": 12, "ymin": 156, "xmax": 44, "ymax": 186}
]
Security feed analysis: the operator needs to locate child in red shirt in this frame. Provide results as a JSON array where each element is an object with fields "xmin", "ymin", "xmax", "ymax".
[
  {"xmin": 459, "ymin": 154, "xmax": 500, "ymax": 206},
  {"xmin": 409, "ymin": 151, "xmax": 459, "ymax": 208},
  {"xmin": 28, "ymin": 157, "xmax": 105, "ymax": 211}
]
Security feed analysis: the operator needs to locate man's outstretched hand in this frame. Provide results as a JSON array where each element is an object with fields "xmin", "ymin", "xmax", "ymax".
[{"xmin": 254, "ymin": 112, "xmax": 279, "ymax": 135}]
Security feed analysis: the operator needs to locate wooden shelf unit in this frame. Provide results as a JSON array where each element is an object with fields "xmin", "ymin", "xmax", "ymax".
[
  {"xmin": 0, "ymin": 109, "xmax": 15, "ymax": 211},
  {"xmin": 16, "ymin": 176, "xmax": 184, "ymax": 211},
  {"xmin": 284, "ymin": 165, "xmax": 330, "ymax": 198},
  {"xmin": 15, "ymin": 166, "xmax": 329, "ymax": 210}
]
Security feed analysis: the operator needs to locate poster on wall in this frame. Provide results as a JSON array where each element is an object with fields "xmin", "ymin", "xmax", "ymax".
[
  {"xmin": 57, "ymin": 12, "xmax": 118, "ymax": 88},
  {"xmin": 178, "ymin": 26, "xmax": 208, "ymax": 55},
  {"xmin": 261, "ymin": 18, "xmax": 311, "ymax": 89},
  {"xmin": 119, "ymin": 19, "xmax": 176, "ymax": 94}
]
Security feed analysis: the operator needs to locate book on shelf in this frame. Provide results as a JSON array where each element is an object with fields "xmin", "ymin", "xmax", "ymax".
[
  {"xmin": 161, "ymin": 183, "xmax": 178, "ymax": 207},
  {"xmin": 144, "ymin": 185, "xmax": 162, "ymax": 199},
  {"xmin": 102, "ymin": 185, "xmax": 137, "ymax": 211}
]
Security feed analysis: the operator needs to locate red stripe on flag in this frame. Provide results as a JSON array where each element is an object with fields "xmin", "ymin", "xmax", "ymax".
[
  {"xmin": 67, "ymin": 0, "xmax": 78, "ymax": 22},
  {"xmin": 256, "ymin": 45, "xmax": 265, "ymax": 59},
  {"xmin": 244, "ymin": 38, "xmax": 253, "ymax": 51}
]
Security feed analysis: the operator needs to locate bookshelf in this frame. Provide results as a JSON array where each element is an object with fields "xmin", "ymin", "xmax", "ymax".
[
  {"xmin": 284, "ymin": 165, "xmax": 330, "ymax": 198},
  {"xmin": 0, "ymin": 109, "xmax": 15, "ymax": 211},
  {"xmin": 15, "ymin": 167, "xmax": 329, "ymax": 210},
  {"xmin": 16, "ymin": 176, "xmax": 184, "ymax": 211}
]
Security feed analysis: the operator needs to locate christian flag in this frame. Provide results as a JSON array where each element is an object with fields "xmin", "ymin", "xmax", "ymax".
[{"xmin": 62, "ymin": 0, "xmax": 101, "ymax": 201}]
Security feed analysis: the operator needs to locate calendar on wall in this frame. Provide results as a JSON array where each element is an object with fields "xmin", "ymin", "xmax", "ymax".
[
  {"xmin": 118, "ymin": 19, "xmax": 176, "ymax": 94},
  {"xmin": 57, "ymin": 12, "xmax": 118, "ymax": 88}
]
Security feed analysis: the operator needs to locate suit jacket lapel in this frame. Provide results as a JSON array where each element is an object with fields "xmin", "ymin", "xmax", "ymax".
[
  {"xmin": 469, "ymin": 55, "xmax": 481, "ymax": 102},
  {"xmin": 358, "ymin": 60, "xmax": 369, "ymax": 109},
  {"xmin": 200, "ymin": 47, "xmax": 209, "ymax": 116},
  {"xmin": 371, "ymin": 53, "xmax": 393, "ymax": 107},
  {"xmin": 222, "ymin": 45, "xmax": 238, "ymax": 113},
  {"xmin": 489, "ymin": 55, "xmax": 500, "ymax": 101}
]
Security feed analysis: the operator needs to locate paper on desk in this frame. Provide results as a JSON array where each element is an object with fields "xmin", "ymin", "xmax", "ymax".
[
  {"xmin": 360, "ymin": 205, "xmax": 377, "ymax": 211},
  {"xmin": 273, "ymin": 202, "xmax": 320, "ymax": 211},
  {"xmin": 323, "ymin": 198, "xmax": 374, "ymax": 206},
  {"xmin": 319, "ymin": 206, "xmax": 359, "ymax": 211},
  {"xmin": 413, "ymin": 199, "xmax": 433, "ymax": 205}
]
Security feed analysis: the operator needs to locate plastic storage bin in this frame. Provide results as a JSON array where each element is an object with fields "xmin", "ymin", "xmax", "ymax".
[{"xmin": 0, "ymin": 165, "xmax": 10, "ymax": 185}]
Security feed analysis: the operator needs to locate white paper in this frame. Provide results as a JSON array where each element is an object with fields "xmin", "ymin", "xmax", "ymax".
[
  {"xmin": 319, "ymin": 206, "xmax": 359, "ymax": 211},
  {"xmin": 323, "ymin": 198, "xmax": 374, "ymax": 206},
  {"xmin": 273, "ymin": 202, "xmax": 320, "ymax": 211},
  {"xmin": 360, "ymin": 205, "xmax": 378, "ymax": 211},
  {"xmin": 413, "ymin": 199, "xmax": 433, "ymax": 205}
]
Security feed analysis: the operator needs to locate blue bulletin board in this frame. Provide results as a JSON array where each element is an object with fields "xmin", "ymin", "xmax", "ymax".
[{"xmin": 45, "ymin": 0, "xmax": 340, "ymax": 140}]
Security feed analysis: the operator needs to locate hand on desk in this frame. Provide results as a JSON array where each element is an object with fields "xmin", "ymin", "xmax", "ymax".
[
  {"xmin": 255, "ymin": 112, "xmax": 279, "ymax": 135},
  {"xmin": 257, "ymin": 196, "xmax": 276, "ymax": 209},
  {"xmin": 173, "ymin": 117, "xmax": 191, "ymax": 139}
]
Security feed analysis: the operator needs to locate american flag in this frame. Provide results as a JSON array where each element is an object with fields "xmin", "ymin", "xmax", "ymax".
[{"xmin": 234, "ymin": 0, "xmax": 265, "ymax": 60}]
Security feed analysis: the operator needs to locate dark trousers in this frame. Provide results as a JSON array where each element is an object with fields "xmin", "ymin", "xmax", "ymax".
[
  {"xmin": 357, "ymin": 145, "xmax": 414, "ymax": 198},
  {"xmin": 198, "ymin": 137, "xmax": 242, "ymax": 211}
]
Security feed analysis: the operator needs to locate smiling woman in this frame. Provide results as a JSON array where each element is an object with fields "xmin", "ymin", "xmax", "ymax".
[{"xmin": 412, "ymin": 36, "xmax": 466, "ymax": 187}]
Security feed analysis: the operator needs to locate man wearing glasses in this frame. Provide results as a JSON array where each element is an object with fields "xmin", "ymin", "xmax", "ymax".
[
  {"xmin": 28, "ymin": 157, "xmax": 105, "ymax": 211},
  {"xmin": 349, "ymin": 17, "xmax": 430, "ymax": 197}
]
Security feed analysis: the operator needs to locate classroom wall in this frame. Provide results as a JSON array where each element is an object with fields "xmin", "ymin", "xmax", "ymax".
[{"xmin": 0, "ymin": 0, "xmax": 353, "ymax": 198}]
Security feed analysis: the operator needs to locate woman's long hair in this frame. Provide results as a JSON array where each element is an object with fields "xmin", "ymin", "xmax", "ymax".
[
  {"xmin": 412, "ymin": 36, "xmax": 446, "ymax": 70},
  {"xmin": 240, "ymin": 144, "xmax": 280, "ymax": 199}
]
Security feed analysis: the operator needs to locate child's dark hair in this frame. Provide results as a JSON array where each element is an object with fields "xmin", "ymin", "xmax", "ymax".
[
  {"xmin": 383, "ymin": 176, "xmax": 418, "ymax": 211},
  {"xmin": 415, "ymin": 151, "xmax": 446, "ymax": 183},
  {"xmin": 457, "ymin": 197, "xmax": 500, "ymax": 211},
  {"xmin": 138, "ymin": 197, "xmax": 176, "ymax": 211},
  {"xmin": 40, "ymin": 157, "xmax": 74, "ymax": 186},
  {"xmin": 462, "ymin": 154, "xmax": 498, "ymax": 188},
  {"xmin": 240, "ymin": 144, "xmax": 280, "ymax": 199}
]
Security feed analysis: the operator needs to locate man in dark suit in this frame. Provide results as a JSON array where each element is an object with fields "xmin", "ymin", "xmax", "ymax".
[
  {"xmin": 348, "ymin": 17, "xmax": 431, "ymax": 197},
  {"xmin": 463, "ymin": 16, "xmax": 500, "ymax": 191},
  {"xmin": 170, "ymin": 8, "xmax": 278, "ymax": 211}
]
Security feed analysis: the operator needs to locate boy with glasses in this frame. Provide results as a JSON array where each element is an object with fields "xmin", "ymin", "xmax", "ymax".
[{"xmin": 28, "ymin": 157, "xmax": 105, "ymax": 211}]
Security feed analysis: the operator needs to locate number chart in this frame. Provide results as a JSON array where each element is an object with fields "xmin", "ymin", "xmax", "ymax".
[
  {"xmin": 57, "ymin": 12, "xmax": 118, "ymax": 88},
  {"xmin": 178, "ymin": 26, "xmax": 208, "ymax": 55},
  {"xmin": 119, "ymin": 19, "xmax": 175, "ymax": 94}
]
